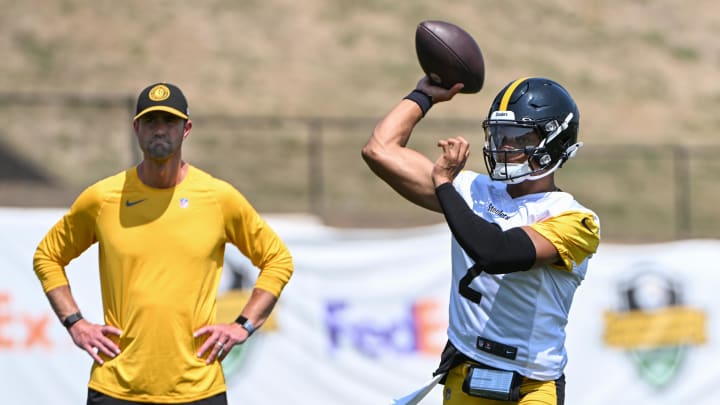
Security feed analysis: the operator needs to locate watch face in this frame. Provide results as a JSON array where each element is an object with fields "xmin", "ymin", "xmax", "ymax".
[{"xmin": 235, "ymin": 316, "xmax": 254, "ymax": 334}]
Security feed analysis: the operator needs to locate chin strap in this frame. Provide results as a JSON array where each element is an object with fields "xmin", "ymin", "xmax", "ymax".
[{"xmin": 497, "ymin": 141, "xmax": 584, "ymax": 184}]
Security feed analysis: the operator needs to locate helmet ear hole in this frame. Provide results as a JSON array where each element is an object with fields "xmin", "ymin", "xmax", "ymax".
[
  {"xmin": 527, "ymin": 147, "xmax": 551, "ymax": 168},
  {"xmin": 529, "ymin": 153, "xmax": 551, "ymax": 168}
]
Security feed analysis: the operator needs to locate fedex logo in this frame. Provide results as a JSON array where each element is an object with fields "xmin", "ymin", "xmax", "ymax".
[
  {"xmin": 325, "ymin": 298, "xmax": 447, "ymax": 358},
  {"xmin": 0, "ymin": 292, "xmax": 53, "ymax": 350}
]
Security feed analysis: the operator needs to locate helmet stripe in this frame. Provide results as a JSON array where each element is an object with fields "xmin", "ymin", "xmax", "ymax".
[{"xmin": 499, "ymin": 77, "xmax": 531, "ymax": 111}]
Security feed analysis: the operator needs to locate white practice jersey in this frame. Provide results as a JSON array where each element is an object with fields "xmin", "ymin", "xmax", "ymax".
[{"xmin": 447, "ymin": 171, "xmax": 600, "ymax": 380}]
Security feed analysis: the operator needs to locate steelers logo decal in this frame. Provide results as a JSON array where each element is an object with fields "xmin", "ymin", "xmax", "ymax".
[{"xmin": 149, "ymin": 84, "xmax": 171, "ymax": 101}]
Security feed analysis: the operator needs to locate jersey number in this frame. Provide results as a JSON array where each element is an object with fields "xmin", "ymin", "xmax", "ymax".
[{"xmin": 459, "ymin": 265, "xmax": 483, "ymax": 303}]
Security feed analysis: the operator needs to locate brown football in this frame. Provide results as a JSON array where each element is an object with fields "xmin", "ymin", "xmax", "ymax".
[{"xmin": 415, "ymin": 20, "xmax": 485, "ymax": 94}]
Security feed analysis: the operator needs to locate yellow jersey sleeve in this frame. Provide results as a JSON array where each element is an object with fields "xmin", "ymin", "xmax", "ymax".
[
  {"xmin": 217, "ymin": 182, "xmax": 294, "ymax": 297},
  {"xmin": 530, "ymin": 210, "xmax": 600, "ymax": 272},
  {"xmin": 33, "ymin": 185, "xmax": 102, "ymax": 293}
]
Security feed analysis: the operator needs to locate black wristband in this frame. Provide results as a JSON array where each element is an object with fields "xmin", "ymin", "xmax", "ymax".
[
  {"xmin": 403, "ymin": 89, "xmax": 433, "ymax": 116},
  {"xmin": 62, "ymin": 312, "xmax": 83, "ymax": 329}
]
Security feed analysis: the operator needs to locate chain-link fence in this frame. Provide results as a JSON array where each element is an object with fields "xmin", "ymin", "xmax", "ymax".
[{"xmin": 2, "ymin": 92, "xmax": 718, "ymax": 242}]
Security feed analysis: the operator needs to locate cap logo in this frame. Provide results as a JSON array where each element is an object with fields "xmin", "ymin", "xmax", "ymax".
[{"xmin": 148, "ymin": 85, "xmax": 171, "ymax": 101}]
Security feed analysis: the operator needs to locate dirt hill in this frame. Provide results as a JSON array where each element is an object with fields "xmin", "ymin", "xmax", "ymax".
[
  {"xmin": 2, "ymin": 0, "xmax": 719, "ymax": 145},
  {"xmin": 2, "ymin": 1, "xmax": 720, "ymax": 240}
]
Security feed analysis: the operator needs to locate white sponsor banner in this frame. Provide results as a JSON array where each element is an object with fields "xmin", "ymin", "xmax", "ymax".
[{"xmin": 0, "ymin": 208, "xmax": 717, "ymax": 404}]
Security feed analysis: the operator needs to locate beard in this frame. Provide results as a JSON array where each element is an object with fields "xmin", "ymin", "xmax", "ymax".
[{"xmin": 145, "ymin": 137, "xmax": 176, "ymax": 160}]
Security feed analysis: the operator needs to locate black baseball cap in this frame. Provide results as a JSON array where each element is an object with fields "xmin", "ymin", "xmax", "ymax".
[{"xmin": 134, "ymin": 82, "xmax": 189, "ymax": 120}]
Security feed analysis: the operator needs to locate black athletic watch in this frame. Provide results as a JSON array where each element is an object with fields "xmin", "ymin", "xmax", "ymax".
[
  {"xmin": 234, "ymin": 315, "xmax": 256, "ymax": 336},
  {"xmin": 62, "ymin": 312, "xmax": 83, "ymax": 329}
]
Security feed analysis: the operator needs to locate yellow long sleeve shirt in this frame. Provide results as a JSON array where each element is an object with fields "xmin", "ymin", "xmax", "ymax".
[{"xmin": 33, "ymin": 165, "xmax": 293, "ymax": 403}]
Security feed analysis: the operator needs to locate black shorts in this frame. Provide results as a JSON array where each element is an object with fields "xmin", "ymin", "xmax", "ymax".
[{"xmin": 87, "ymin": 388, "xmax": 228, "ymax": 405}]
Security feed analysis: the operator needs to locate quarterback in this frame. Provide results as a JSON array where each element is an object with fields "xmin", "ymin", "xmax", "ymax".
[{"xmin": 363, "ymin": 76, "xmax": 600, "ymax": 404}]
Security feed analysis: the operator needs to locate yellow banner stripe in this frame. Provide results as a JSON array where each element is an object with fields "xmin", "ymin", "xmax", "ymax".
[
  {"xmin": 603, "ymin": 306, "xmax": 706, "ymax": 348},
  {"xmin": 499, "ymin": 77, "xmax": 530, "ymax": 111}
]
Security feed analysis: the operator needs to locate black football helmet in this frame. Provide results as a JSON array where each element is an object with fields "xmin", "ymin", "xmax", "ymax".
[{"xmin": 482, "ymin": 77, "xmax": 582, "ymax": 184}]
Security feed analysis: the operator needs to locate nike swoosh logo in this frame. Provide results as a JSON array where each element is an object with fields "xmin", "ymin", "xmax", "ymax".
[{"xmin": 125, "ymin": 199, "xmax": 146, "ymax": 207}]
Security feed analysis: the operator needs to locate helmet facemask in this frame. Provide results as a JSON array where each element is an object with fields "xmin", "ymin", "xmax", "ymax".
[{"xmin": 482, "ymin": 110, "xmax": 581, "ymax": 184}]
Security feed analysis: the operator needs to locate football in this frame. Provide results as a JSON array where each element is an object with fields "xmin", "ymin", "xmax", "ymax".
[{"xmin": 415, "ymin": 20, "xmax": 485, "ymax": 94}]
